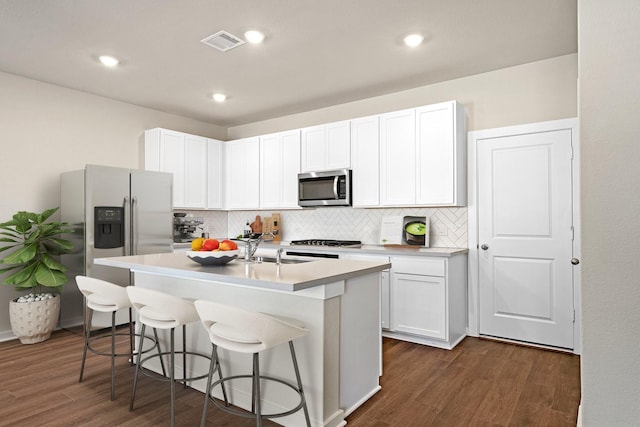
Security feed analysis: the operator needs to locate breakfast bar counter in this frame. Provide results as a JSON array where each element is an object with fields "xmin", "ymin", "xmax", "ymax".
[{"xmin": 95, "ymin": 252, "xmax": 390, "ymax": 427}]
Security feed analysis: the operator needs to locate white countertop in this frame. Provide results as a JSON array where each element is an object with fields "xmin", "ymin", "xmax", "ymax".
[{"xmin": 95, "ymin": 252, "xmax": 391, "ymax": 292}]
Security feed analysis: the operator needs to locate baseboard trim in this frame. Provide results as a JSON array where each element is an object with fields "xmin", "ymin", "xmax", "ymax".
[
  {"xmin": 577, "ymin": 404, "xmax": 582, "ymax": 426},
  {"xmin": 479, "ymin": 334, "xmax": 575, "ymax": 354}
]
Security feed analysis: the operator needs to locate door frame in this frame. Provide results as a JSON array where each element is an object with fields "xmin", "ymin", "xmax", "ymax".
[{"xmin": 467, "ymin": 118, "xmax": 581, "ymax": 354}]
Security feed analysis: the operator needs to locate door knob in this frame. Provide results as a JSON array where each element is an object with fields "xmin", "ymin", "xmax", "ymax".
[
  {"xmin": 571, "ymin": 258, "xmax": 580, "ymax": 265},
  {"xmin": 480, "ymin": 244, "xmax": 489, "ymax": 250}
]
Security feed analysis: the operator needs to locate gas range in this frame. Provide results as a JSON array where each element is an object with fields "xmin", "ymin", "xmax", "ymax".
[{"xmin": 290, "ymin": 239, "xmax": 362, "ymax": 248}]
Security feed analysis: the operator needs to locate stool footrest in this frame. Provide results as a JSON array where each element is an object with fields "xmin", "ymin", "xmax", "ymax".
[
  {"xmin": 208, "ymin": 374, "xmax": 306, "ymax": 420},
  {"xmin": 137, "ymin": 351, "xmax": 212, "ymax": 383},
  {"xmin": 86, "ymin": 332, "xmax": 157, "ymax": 358}
]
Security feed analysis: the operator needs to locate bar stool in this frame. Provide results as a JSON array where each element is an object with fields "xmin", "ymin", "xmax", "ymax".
[
  {"xmin": 194, "ymin": 299, "xmax": 311, "ymax": 427},
  {"xmin": 126, "ymin": 287, "xmax": 221, "ymax": 427},
  {"xmin": 76, "ymin": 275, "xmax": 162, "ymax": 401}
]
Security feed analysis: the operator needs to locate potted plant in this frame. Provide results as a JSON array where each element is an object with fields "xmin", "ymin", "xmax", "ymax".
[{"xmin": 0, "ymin": 207, "xmax": 74, "ymax": 343}]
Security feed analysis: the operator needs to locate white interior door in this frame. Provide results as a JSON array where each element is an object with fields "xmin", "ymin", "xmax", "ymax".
[{"xmin": 477, "ymin": 128, "xmax": 574, "ymax": 349}]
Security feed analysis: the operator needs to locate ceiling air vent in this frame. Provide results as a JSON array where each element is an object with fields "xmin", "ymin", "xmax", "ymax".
[{"xmin": 200, "ymin": 30, "xmax": 246, "ymax": 52}]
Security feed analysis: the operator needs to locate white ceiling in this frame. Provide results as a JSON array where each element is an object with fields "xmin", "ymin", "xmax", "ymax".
[{"xmin": 0, "ymin": 0, "xmax": 577, "ymax": 127}]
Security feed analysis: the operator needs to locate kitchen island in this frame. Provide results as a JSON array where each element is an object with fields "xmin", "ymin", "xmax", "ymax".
[{"xmin": 95, "ymin": 252, "xmax": 390, "ymax": 427}]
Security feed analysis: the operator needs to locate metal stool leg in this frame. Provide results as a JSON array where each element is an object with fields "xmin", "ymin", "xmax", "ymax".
[
  {"xmin": 79, "ymin": 309, "xmax": 93, "ymax": 383},
  {"xmin": 130, "ymin": 323, "xmax": 146, "ymax": 411},
  {"xmin": 128, "ymin": 308, "xmax": 135, "ymax": 366},
  {"xmin": 182, "ymin": 324, "xmax": 187, "ymax": 389},
  {"xmin": 110, "ymin": 311, "xmax": 117, "ymax": 400},
  {"xmin": 200, "ymin": 344, "xmax": 216, "ymax": 427},
  {"xmin": 215, "ymin": 345, "xmax": 229, "ymax": 405},
  {"xmin": 201, "ymin": 343, "xmax": 230, "ymax": 427},
  {"xmin": 170, "ymin": 327, "xmax": 176, "ymax": 427},
  {"xmin": 290, "ymin": 341, "xmax": 311, "ymax": 426},
  {"xmin": 153, "ymin": 327, "xmax": 167, "ymax": 376},
  {"xmin": 254, "ymin": 352, "xmax": 262, "ymax": 427}
]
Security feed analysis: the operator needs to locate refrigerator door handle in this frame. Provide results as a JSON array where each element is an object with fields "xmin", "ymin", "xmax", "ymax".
[
  {"xmin": 130, "ymin": 196, "xmax": 137, "ymax": 256},
  {"xmin": 123, "ymin": 196, "xmax": 130, "ymax": 256}
]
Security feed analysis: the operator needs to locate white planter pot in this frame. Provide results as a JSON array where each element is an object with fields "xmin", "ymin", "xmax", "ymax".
[{"xmin": 9, "ymin": 294, "xmax": 60, "ymax": 344}]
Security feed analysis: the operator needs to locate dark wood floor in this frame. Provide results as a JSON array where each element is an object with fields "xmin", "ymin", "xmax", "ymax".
[
  {"xmin": 0, "ymin": 328, "xmax": 580, "ymax": 426},
  {"xmin": 346, "ymin": 337, "xmax": 580, "ymax": 427}
]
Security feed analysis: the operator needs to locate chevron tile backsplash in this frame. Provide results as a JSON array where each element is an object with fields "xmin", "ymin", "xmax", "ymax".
[{"xmin": 184, "ymin": 207, "xmax": 467, "ymax": 248}]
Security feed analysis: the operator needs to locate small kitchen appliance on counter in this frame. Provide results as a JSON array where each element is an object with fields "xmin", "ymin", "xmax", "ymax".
[
  {"xmin": 173, "ymin": 214, "xmax": 204, "ymax": 242},
  {"xmin": 379, "ymin": 215, "xmax": 429, "ymax": 247}
]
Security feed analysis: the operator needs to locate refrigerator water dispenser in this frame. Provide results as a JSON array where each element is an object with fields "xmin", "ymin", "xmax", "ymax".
[{"xmin": 94, "ymin": 206, "xmax": 125, "ymax": 249}]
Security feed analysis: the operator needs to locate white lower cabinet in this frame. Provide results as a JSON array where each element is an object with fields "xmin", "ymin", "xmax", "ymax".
[
  {"xmin": 388, "ymin": 254, "xmax": 467, "ymax": 349},
  {"xmin": 392, "ymin": 272, "xmax": 446, "ymax": 339}
]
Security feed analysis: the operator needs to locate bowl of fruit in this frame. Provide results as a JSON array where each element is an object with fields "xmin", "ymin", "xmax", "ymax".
[{"xmin": 186, "ymin": 238, "xmax": 240, "ymax": 265}]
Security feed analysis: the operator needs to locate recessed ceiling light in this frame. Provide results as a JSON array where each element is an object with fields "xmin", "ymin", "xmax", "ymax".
[
  {"xmin": 212, "ymin": 93, "xmax": 227, "ymax": 102},
  {"xmin": 244, "ymin": 30, "xmax": 265, "ymax": 44},
  {"xmin": 403, "ymin": 34, "xmax": 424, "ymax": 47},
  {"xmin": 98, "ymin": 55, "xmax": 119, "ymax": 67}
]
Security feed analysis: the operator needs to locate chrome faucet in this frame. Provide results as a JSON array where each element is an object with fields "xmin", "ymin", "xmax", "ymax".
[{"xmin": 244, "ymin": 232, "xmax": 275, "ymax": 262}]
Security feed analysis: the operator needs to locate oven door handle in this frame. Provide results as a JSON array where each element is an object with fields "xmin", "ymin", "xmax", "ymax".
[{"xmin": 333, "ymin": 176, "xmax": 339, "ymax": 199}]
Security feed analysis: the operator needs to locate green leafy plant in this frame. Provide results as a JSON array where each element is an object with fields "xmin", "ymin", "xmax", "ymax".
[{"xmin": 0, "ymin": 207, "xmax": 74, "ymax": 294}]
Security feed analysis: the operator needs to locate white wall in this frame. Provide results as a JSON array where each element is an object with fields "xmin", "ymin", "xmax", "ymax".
[
  {"xmin": 579, "ymin": 0, "xmax": 640, "ymax": 424},
  {"xmin": 229, "ymin": 54, "xmax": 578, "ymax": 138},
  {"xmin": 0, "ymin": 71, "xmax": 225, "ymax": 337}
]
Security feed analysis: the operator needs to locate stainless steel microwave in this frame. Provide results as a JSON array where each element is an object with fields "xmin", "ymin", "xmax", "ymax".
[{"xmin": 298, "ymin": 169, "xmax": 352, "ymax": 207}]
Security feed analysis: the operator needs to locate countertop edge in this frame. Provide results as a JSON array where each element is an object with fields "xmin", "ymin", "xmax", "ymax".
[
  {"xmin": 95, "ymin": 254, "xmax": 391, "ymax": 292},
  {"xmin": 174, "ymin": 241, "xmax": 469, "ymax": 257}
]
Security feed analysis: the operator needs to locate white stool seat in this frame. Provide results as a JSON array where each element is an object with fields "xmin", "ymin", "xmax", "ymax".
[
  {"xmin": 207, "ymin": 313, "xmax": 306, "ymax": 347},
  {"xmin": 128, "ymin": 287, "xmax": 199, "ymax": 329},
  {"xmin": 78, "ymin": 276, "xmax": 131, "ymax": 313},
  {"xmin": 194, "ymin": 300, "xmax": 311, "ymax": 427}
]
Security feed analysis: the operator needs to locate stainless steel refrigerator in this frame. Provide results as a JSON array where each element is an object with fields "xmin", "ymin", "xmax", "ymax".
[{"xmin": 60, "ymin": 164, "xmax": 173, "ymax": 327}]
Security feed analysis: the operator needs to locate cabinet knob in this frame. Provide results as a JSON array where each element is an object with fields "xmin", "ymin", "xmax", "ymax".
[
  {"xmin": 571, "ymin": 258, "xmax": 580, "ymax": 265},
  {"xmin": 480, "ymin": 244, "xmax": 489, "ymax": 250}
]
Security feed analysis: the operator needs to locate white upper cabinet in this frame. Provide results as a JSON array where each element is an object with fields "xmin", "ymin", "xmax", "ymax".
[
  {"xmin": 379, "ymin": 109, "xmax": 417, "ymax": 206},
  {"xmin": 225, "ymin": 137, "xmax": 260, "ymax": 210},
  {"xmin": 378, "ymin": 101, "xmax": 466, "ymax": 207},
  {"xmin": 144, "ymin": 128, "xmax": 207, "ymax": 209},
  {"xmin": 351, "ymin": 115, "xmax": 380, "ymax": 207},
  {"xmin": 206, "ymin": 138, "xmax": 224, "ymax": 209},
  {"xmin": 301, "ymin": 120, "xmax": 351, "ymax": 172},
  {"xmin": 416, "ymin": 101, "xmax": 466, "ymax": 206},
  {"xmin": 260, "ymin": 130, "xmax": 301, "ymax": 209},
  {"xmin": 183, "ymin": 134, "xmax": 208, "ymax": 208}
]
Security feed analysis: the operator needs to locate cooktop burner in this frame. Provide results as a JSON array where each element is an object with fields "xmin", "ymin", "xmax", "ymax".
[{"xmin": 290, "ymin": 239, "xmax": 362, "ymax": 247}]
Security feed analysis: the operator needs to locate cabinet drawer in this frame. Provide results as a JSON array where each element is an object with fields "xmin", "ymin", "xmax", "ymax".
[{"xmin": 390, "ymin": 256, "xmax": 445, "ymax": 277}]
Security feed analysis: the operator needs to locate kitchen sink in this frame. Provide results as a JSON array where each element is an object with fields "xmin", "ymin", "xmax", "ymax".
[{"xmin": 254, "ymin": 257, "xmax": 310, "ymax": 264}]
